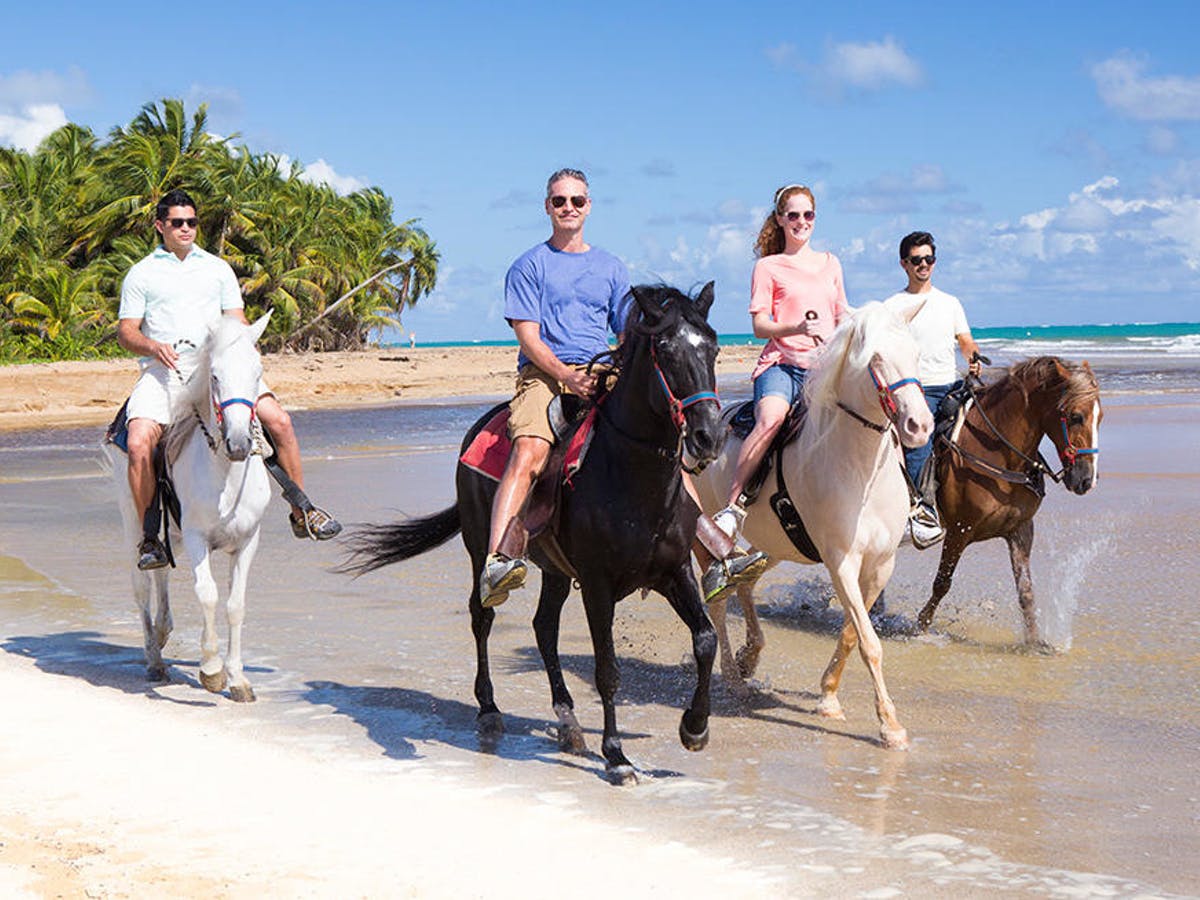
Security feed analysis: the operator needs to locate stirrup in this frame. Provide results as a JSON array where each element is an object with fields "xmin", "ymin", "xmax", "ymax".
[{"xmin": 290, "ymin": 506, "xmax": 342, "ymax": 541}]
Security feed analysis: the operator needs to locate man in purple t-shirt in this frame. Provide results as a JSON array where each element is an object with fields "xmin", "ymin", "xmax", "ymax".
[{"xmin": 479, "ymin": 168, "xmax": 631, "ymax": 606}]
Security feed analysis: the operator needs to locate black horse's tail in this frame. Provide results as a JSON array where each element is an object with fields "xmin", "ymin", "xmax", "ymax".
[{"xmin": 336, "ymin": 505, "xmax": 462, "ymax": 576}]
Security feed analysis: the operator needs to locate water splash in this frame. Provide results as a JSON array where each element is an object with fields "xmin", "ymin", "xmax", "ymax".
[{"xmin": 1037, "ymin": 530, "xmax": 1114, "ymax": 651}]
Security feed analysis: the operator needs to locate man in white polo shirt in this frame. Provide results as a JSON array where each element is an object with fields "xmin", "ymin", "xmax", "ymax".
[
  {"xmin": 118, "ymin": 189, "xmax": 340, "ymax": 570},
  {"xmin": 882, "ymin": 231, "xmax": 981, "ymax": 549}
]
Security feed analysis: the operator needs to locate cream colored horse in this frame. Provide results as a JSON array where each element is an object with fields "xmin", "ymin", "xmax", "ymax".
[
  {"xmin": 695, "ymin": 302, "xmax": 931, "ymax": 749},
  {"xmin": 105, "ymin": 314, "xmax": 273, "ymax": 701}
]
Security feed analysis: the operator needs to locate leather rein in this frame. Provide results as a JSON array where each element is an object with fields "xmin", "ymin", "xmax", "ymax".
[{"xmin": 940, "ymin": 377, "xmax": 1098, "ymax": 494}]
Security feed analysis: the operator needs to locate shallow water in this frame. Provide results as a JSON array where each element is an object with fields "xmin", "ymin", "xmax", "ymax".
[{"xmin": 1, "ymin": 392, "xmax": 1197, "ymax": 896}]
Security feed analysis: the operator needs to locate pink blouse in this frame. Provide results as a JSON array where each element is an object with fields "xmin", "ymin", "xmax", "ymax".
[{"xmin": 749, "ymin": 251, "xmax": 848, "ymax": 379}]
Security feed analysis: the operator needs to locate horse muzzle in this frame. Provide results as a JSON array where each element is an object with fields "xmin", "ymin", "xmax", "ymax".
[{"xmin": 1063, "ymin": 457, "xmax": 1097, "ymax": 495}]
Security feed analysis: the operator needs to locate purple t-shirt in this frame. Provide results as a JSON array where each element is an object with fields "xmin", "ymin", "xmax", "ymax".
[{"xmin": 504, "ymin": 241, "xmax": 632, "ymax": 369}]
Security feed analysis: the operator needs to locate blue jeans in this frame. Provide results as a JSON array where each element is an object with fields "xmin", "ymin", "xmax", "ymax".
[
  {"xmin": 902, "ymin": 382, "xmax": 952, "ymax": 484},
  {"xmin": 753, "ymin": 363, "xmax": 808, "ymax": 406}
]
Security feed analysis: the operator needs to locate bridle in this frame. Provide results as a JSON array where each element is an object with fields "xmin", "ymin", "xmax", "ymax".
[
  {"xmin": 943, "ymin": 376, "xmax": 1099, "ymax": 492},
  {"xmin": 837, "ymin": 365, "xmax": 923, "ymax": 436},
  {"xmin": 1058, "ymin": 415, "xmax": 1099, "ymax": 467},
  {"xmin": 650, "ymin": 341, "xmax": 720, "ymax": 431}
]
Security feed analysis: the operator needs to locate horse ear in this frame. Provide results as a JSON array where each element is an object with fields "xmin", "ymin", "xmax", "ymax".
[
  {"xmin": 897, "ymin": 297, "xmax": 927, "ymax": 324},
  {"xmin": 631, "ymin": 286, "xmax": 663, "ymax": 326},
  {"xmin": 247, "ymin": 308, "xmax": 274, "ymax": 344},
  {"xmin": 694, "ymin": 281, "xmax": 715, "ymax": 318}
]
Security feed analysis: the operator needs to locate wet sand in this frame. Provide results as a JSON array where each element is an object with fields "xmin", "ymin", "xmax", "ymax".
[{"xmin": 1, "ymin": 373, "xmax": 1197, "ymax": 895}]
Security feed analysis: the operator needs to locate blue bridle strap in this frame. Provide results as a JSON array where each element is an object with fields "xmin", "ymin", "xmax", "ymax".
[{"xmin": 218, "ymin": 397, "xmax": 257, "ymax": 413}]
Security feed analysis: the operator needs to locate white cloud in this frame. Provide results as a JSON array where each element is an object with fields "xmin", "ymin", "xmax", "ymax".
[
  {"xmin": 1092, "ymin": 53, "xmax": 1200, "ymax": 121},
  {"xmin": 825, "ymin": 37, "xmax": 922, "ymax": 90},
  {"xmin": 298, "ymin": 158, "xmax": 369, "ymax": 195},
  {"xmin": 275, "ymin": 154, "xmax": 369, "ymax": 196},
  {"xmin": 0, "ymin": 103, "xmax": 68, "ymax": 151}
]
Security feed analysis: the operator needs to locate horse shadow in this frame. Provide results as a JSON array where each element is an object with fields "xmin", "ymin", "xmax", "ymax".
[
  {"xmin": 505, "ymin": 645, "xmax": 879, "ymax": 746},
  {"xmin": 0, "ymin": 631, "xmax": 270, "ymax": 707},
  {"xmin": 300, "ymin": 678, "xmax": 680, "ymax": 781}
]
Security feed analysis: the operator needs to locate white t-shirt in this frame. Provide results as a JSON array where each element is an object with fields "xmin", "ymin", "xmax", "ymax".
[
  {"xmin": 119, "ymin": 245, "xmax": 244, "ymax": 354},
  {"xmin": 882, "ymin": 286, "xmax": 971, "ymax": 385}
]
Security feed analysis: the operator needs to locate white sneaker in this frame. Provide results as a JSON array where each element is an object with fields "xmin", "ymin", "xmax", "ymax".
[
  {"xmin": 910, "ymin": 517, "xmax": 945, "ymax": 550},
  {"xmin": 712, "ymin": 504, "xmax": 745, "ymax": 540}
]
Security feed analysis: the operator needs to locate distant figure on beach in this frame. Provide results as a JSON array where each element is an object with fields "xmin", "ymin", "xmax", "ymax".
[
  {"xmin": 409, "ymin": 332, "xmax": 416, "ymax": 349},
  {"xmin": 882, "ymin": 230, "xmax": 981, "ymax": 548},
  {"xmin": 117, "ymin": 188, "xmax": 341, "ymax": 570},
  {"xmin": 479, "ymin": 167, "xmax": 763, "ymax": 607},
  {"xmin": 712, "ymin": 183, "xmax": 849, "ymax": 542}
]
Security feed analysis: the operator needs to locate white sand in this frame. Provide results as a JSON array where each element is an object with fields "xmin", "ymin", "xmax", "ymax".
[{"xmin": 0, "ymin": 651, "xmax": 777, "ymax": 898}]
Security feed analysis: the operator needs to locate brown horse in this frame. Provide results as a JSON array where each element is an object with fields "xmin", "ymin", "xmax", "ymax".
[{"xmin": 917, "ymin": 356, "xmax": 1102, "ymax": 644}]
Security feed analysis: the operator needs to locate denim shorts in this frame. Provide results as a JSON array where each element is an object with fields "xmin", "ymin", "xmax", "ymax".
[{"xmin": 753, "ymin": 363, "xmax": 808, "ymax": 406}]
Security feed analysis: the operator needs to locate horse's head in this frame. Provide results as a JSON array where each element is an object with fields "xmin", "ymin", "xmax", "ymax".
[
  {"xmin": 1046, "ymin": 358, "xmax": 1102, "ymax": 494},
  {"xmin": 810, "ymin": 303, "xmax": 932, "ymax": 447},
  {"xmin": 208, "ymin": 311, "xmax": 271, "ymax": 461},
  {"xmin": 627, "ymin": 282, "xmax": 722, "ymax": 471}
]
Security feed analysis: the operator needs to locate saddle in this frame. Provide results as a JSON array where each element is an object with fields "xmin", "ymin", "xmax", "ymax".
[
  {"xmin": 458, "ymin": 395, "xmax": 595, "ymax": 579},
  {"xmin": 106, "ymin": 401, "xmax": 182, "ymax": 567},
  {"xmin": 725, "ymin": 398, "xmax": 821, "ymax": 561}
]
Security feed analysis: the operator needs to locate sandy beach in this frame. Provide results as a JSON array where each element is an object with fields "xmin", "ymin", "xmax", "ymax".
[
  {"xmin": 0, "ymin": 345, "xmax": 764, "ymax": 433},
  {"xmin": 1, "ymin": 348, "xmax": 1197, "ymax": 897}
]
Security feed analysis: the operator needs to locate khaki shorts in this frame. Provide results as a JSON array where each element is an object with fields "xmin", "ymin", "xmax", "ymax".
[
  {"xmin": 508, "ymin": 363, "xmax": 610, "ymax": 443},
  {"xmin": 127, "ymin": 359, "xmax": 270, "ymax": 425}
]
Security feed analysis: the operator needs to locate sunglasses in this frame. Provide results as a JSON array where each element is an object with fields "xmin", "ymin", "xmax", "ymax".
[
  {"xmin": 784, "ymin": 210, "xmax": 815, "ymax": 223},
  {"xmin": 907, "ymin": 254, "xmax": 936, "ymax": 266},
  {"xmin": 550, "ymin": 195, "xmax": 588, "ymax": 209},
  {"xmin": 165, "ymin": 217, "xmax": 199, "ymax": 229}
]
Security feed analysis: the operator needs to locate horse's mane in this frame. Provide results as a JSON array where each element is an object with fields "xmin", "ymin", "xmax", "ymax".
[
  {"xmin": 804, "ymin": 302, "xmax": 894, "ymax": 422},
  {"xmin": 982, "ymin": 356, "xmax": 1100, "ymax": 412}
]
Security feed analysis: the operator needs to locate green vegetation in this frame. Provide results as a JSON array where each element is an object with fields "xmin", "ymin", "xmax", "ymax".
[{"xmin": 0, "ymin": 99, "xmax": 438, "ymax": 362}]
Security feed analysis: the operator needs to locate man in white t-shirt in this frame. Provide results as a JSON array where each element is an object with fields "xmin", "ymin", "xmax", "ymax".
[
  {"xmin": 882, "ymin": 231, "xmax": 981, "ymax": 548},
  {"xmin": 118, "ymin": 189, "xmax": 341, "ymax": 570}
]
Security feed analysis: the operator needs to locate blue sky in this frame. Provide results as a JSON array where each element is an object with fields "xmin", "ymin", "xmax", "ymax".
[{"xmin": 3, "ymin": 1, "xmax": 1198, "ymax": 341}]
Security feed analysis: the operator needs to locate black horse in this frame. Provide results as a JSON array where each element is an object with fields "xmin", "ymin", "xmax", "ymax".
[{"xmin": 343, "ymin": 283, "xmax": 724, "ymax": 784}]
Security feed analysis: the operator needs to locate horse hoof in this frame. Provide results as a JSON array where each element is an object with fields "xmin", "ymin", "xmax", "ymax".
[
  {"xmin": 607, "ymin": 764, "xmax": 640, "ymax": 786},
  {"xmin": 477, "ymin": 711, "xmax": 504, "ymax": 738},
  {"xmin": 881, "ymin": 726, "xmax": 909, "ymax": 751},
  {"xmin": 145, "ymin": 664, "xmax": 168, "ymax": 683},
  {"xmin": 816, "ymin": 696, "xmax": 846, "ymax": 721},
  {"xmin": 557, "ymin": 725, "xmax": 588, "ymax": 755},
  {"xmin": 735, "ymin": 646, "xmax": 761, "ymax": 680},
  {"xmin": 199, "ymin": 669, "xmax": 227, "ymax": 693},
  {"xmin": 679, "ymin": 716, "xmax": 710, "ymax": 752},
  {"xmin": 229, "ymin": 684, "xmax": 256, "ymax": 703}
]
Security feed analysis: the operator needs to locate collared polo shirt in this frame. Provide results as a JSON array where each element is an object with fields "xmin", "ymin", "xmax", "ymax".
[{"xmin": 118, "ymin": 244, "xmax": 244, "ymax": 353}]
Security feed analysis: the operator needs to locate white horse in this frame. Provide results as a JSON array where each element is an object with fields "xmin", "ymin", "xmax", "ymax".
[
  {"xmin": 105, "ymin": 313, "xmax": 273, "ymax": 701},
  {"xmin": 695, "ymin": 302, "xmax": 931, "ymax": 749}
]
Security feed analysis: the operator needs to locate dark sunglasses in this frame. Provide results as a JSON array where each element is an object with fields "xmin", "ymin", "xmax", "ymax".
[
  {"xmin": 784, "ymin": 210, "xmax": 815, "ymax": 223},
  {"xmin": 165, "ymin": 217, "xmax": 199, "ymax": 229},
  {"xmin": 550, "ymin": 195, "xmax": 588, "ymax": 209},
  {"xmin": 907, "ymin": 254, "xmax": 935, "ymax": 266}
]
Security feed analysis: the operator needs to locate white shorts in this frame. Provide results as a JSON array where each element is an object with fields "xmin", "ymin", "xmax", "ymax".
[{"xmin": 126, "ymin": 360, "xmax": 270, "ymax": 425}]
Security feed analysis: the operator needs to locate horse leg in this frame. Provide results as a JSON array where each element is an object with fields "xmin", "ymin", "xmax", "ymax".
[
  {"xmin": 707, "ymin": 593, "xmax": 742, "ymax": 689},
  {"xmin": 1005, "ymin": 519, "xmax": 1043, "ymax": 646},
  {"xmin": 917, "ymin": 533, "xmax": 969, "ymax": 632},
  {"xmin": 223, "ymin": 530, "xmax": 261, "ymax": 703},
  {"xmin": 733, "ymin": 581, "xmax": 765, "ymax": 682},
  {"xmin": 825, "ymin": 559, "xmax": 908, "ymax": 750},
  {"xmin": 184, "ymin": 533, "xmax": 227, "ymax": 694},
  {"xmin": 819, "ymin": 554, "xmax": 895, "ymax": 717},
  {"xmin": 661, "ymin": 563, "xmax": 716, "ymax": 753},
  {"xmin": 532, "ymin": 571, "xmax": 586, "ymax": 754},
  {"xmin": 133, "ymin": 566, "xmax": 168, "ymax": 681},
  {"xmin": 580, "ymin": 587, "xmax": 636, "ymax": 784}
]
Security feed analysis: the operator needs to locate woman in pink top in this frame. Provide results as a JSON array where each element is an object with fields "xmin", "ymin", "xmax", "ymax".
[{"xmin": 714, "ymin": 184, "xmax": 850, "ymax": 540}]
